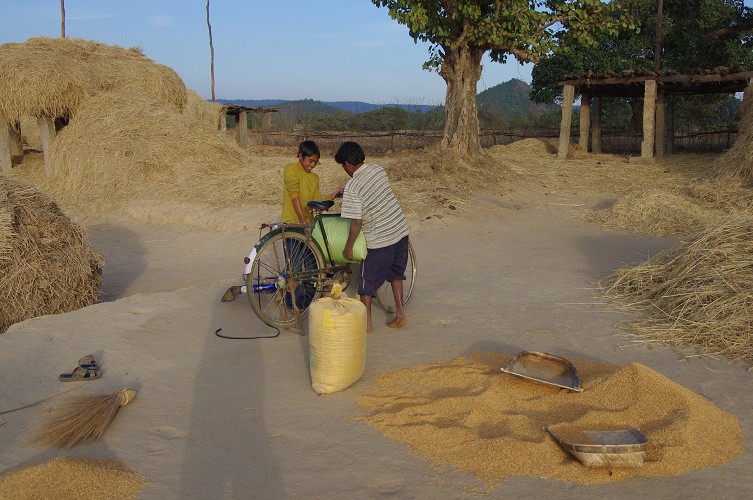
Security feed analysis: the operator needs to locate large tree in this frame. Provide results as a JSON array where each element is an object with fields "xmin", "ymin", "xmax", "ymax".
[{"xmin": 372, "ymin": 0, "xmax": 624, "ymax": 156}]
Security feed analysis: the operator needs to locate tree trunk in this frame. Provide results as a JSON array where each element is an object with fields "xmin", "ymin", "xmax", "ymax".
[
  {"xmin": 60, "ymin": 0, "xmax": 66, "ymax": 38},
  {"xmin": 206, "ymin": 1, "xmax": 215, "ymax": 102},
  {"xmin": 439, "ymin": 45, "xmax": 484, "ymax": 157}
]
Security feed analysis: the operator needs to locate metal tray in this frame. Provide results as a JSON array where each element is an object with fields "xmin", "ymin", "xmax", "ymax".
[
  {"xmin": 500, "ymin": 351, "xmax": 583, "ymax": 392},
  {"xmin": 547, "ymin": 427, "xmax": 648, "ymax": 467}
]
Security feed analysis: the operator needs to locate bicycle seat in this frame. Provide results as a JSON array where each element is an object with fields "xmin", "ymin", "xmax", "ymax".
[{"xmin": 307, "ymin": 200, "xmax": 335, "ymax": 211}]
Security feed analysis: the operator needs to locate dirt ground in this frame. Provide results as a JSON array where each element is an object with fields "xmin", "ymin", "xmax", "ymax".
[{"xmin": 1, "ymin": 149, "xmax": 752, "ymax": 498}]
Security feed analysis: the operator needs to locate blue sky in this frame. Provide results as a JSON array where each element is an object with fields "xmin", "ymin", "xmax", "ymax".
[{"xmin": 1, "ymin": 0, "xmax": 533, "ymax": 105}]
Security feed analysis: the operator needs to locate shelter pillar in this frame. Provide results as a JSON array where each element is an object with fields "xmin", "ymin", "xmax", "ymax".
[
  {"xmin": 9, "ymin": 122, "xmax": 22, "ymax": 159},
  {"xmin": 592, "ymin": 97, "xmax": 602, "ymax": 154},
  {"xmin": 0, "ymin": 119, "xmax": 11, "ymax": 173},
  {"xmin": 630, "ymin": 80, "xmax": 656, "ymax": 164},
  {"xmin": 36, "ymin": 116, "xmax": 56, "ymax": 176},
  {"xmin": 655, "ymin": 91, "xmax": 666, "ymax": 157},
  {"xmin": 579, "ymin": 94, "xmax": 591, "ymax": 151},
  {"xmin": 220, "ymin": 109, "xmax": 227, "ymax": 133},
  {"xmin": 558, "ymin": 84, "xmax": 575, "ymax": 159},
  {"xmin": 235, "ymin": 111, "xmax": 249, "ymax": 148}
]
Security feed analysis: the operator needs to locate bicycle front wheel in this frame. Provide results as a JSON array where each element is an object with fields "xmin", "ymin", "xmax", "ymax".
[
  {"xmin": 247, "ymin": 231, "xmax": 325, "ymax": 329},
  {"xmin": 376, "ymin": 239, "xmax": 416, "ymax": 313}
]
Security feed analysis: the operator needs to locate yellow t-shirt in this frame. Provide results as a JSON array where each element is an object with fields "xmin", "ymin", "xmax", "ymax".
[{"xmin": 281, "ymin": 161, "xmax": 322, "ymax": 223}]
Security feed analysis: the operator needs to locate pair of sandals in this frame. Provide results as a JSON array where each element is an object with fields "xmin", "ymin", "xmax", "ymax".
[{"xmin": 59, "ymin": 354, "xmax": 101, "ymax": 382}]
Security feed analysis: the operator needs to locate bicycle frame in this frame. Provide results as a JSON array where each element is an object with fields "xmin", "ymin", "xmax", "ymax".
[{"xmin": 242, "ymin": 206, "xmax": 350, "ymax": 294}]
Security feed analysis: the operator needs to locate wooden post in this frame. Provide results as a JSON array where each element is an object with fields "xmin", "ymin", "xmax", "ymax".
[
  {"xmin": 592, "ymin": 96, "xmax": 602, "ymax": 154},
  {"xmin": 666, "ymin": 94, "xmax": 675, "ymax": 154},
  {"xmin": 631, "ymin": 80, "xmax": 656, "ymax": 163},
  {"xmin": 579, "ymin": 93, "xmax": 591, "ymax": 151},
  {"xmin": 9, "ymin": 122, "xmax": 23, "ymax": 159},
  {"xmin": 655, "ymin": 91, "xmax": 665, "ymax": 157},
  {"xmin": 0, "ymin": 119, "xmax": 12, "ymax": 173},
  {"xmin": 237, "ymin": 110, "xmax": 248, "ymax": 147},
  {"xmin": 37, "ymin": 116, "xmax": 57, "ymax": 176},
  {"xmin": 558, "ymin": 84, "xmax": 575, "ymax": 159},
  {"xmin": 220, "ymin": 109, "xmax": 227, "ymax": 133}
]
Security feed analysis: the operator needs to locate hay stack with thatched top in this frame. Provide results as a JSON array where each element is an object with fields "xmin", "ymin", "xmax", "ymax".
[
  {"xmin": 0, "ymin": 37, "xmax": 187, "ymax": 123},
  {"xmin": 35, "ymin": 89, "xmax": 262, "ymax": 209},
  {"xmin": 0, "ymin": 177, "xmax": 103, "ymax": 333}
]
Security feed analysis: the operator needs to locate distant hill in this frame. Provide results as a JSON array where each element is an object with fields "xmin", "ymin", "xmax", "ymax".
[
  {"xmin": 477, "ymin": 79, "xmax": 558, "ymax": 118},
  {"xmin": 216, "ymin": 98, "xmax": 437, "ymax": 115}
]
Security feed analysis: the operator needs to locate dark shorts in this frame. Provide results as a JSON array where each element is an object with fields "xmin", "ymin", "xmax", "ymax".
[{"xmin": 358, "ymin": 235, "xmax": 409, "ymax": 297}]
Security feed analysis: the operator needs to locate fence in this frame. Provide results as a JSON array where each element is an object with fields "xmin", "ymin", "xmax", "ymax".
[{"xmin": 244, "ymin": 128, "xmax": 738, "ymax": 154}]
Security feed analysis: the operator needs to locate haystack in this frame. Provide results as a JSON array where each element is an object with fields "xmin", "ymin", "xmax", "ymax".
[
  {"xmin": 714, "ymin": 84, "xmax": 753, "ymax": 186},
  {"xmin": 33, "ymin": 89, "xmax": 266, "ymax": 209},
  {"xmin": 586, "ymin": 189, "xmax": 714, "ymax": 236},
  {"xmin": 0, "ymin": 177, "xmax": 103, "ymax": 333},
  {"xmin": 603, "ymin": 212, "xmax": 753, "ymax": 365},
  {"xmin": 0, "ymin": 37, "xmax": 186, "ymax": 123}
]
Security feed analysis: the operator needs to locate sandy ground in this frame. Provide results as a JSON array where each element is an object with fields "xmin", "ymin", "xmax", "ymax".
[{"xmin": 1, "ymin": 188, "xmax": 752, "ymax": 499}]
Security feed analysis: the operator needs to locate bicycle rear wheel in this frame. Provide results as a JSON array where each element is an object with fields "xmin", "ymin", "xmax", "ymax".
[
  {"xmin": 376, "ymin": 239, "xmax": 416, "ymax": 313},
  {"xmin": 247, "ymin": 231, "xmax": 325, "ymax": 329}
]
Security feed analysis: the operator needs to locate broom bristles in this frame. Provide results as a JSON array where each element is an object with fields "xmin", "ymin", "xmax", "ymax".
[{"xmin": 29, "ymin": 389, "xmax": 136, "ymax": 449}]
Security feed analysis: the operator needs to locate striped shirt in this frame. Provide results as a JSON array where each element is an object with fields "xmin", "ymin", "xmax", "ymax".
[{"xmin": 340, "ymin": 163, "xmax": 409, "ymax": 249}]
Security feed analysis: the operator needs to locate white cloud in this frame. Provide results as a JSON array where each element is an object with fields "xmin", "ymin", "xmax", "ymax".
[{"xmin": 149, "ymin": 15, "xmax": 175, "ymax": 27}]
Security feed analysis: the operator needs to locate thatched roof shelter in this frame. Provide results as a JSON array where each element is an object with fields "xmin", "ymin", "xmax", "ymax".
[
  {"xmin": 0, "ymin": 37, "xmax": 189, "ymax": 175},
  {"xmin": 555, "ymin": 69, "xmax": 753, "ymax": 162}
]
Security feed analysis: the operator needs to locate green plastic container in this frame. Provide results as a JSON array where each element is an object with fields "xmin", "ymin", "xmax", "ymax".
[{"xmin": 312, "ymin": 214, "xmax": 368, "ymax": 264}]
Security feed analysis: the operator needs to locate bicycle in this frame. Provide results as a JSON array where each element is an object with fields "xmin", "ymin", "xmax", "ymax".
[{"xmin": 241, "ymin": 200, "xmax": 416, "ymax": 331}]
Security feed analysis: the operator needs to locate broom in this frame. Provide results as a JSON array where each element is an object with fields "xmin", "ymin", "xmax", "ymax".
[{"xmin": 28, "ymin": 388, "xmax": 137, "ymax": 449}]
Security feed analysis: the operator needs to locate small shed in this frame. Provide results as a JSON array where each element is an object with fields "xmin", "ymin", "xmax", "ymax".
[
  {"xmin": 220, "ymin": 104, "xmax": 278, "ymax": 147},
  {"xmin": 556, "ymin": 70, "xmax": 753, "ymax": 162}
]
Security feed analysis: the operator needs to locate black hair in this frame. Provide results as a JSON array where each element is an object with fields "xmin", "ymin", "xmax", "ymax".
[
  {"xmin": 334, "ymin": 141, "xmax": 365, "ymax": 165},
  {"xmin": 297, "ymin": 140, "xmax": 320, "ymax": 158}
]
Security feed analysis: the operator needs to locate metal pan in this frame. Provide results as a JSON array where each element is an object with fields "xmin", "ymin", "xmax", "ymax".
[
  {"xmin": 547, "ymin": 427, "xmax": 648, "ymax": 467},
  {"xmin": 500, "ymin": 351, "xmax": 583, "ymax": 392}
]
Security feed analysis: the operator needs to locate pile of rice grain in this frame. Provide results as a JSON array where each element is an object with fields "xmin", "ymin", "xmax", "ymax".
[
  {"xmin": 0, "ymin": 177, "xmax": 103, "ymax": 333},
  {"xmin": 0, "ymin": 457, "xmax": 146, "ymax": 499},
  {"xmin": 355, "ymin": 352, "xmax": 742, "ymax": 485}
]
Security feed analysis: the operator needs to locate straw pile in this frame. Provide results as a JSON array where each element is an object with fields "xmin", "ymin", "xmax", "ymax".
[
  {"xmin": 0, "ymin": 177, "xmax": 103, "ymax": 333},
  {"xmin": 586, "ymin": 189, "xmax": 714, "ymax": 236},
  {"xmin": 603, "ymin": 213, "xmax": 753, "ymax": 365},
  {"xmin": 714, "ymin": 84, "xmax": 753, "ymax": 186},
  {"xmin": 0, "ymin": 456, "xmax": 146, "ymax": 499},
  {"xmin": 355, "ymin": 353, "xmax": 742, "ymax": 485},
  {"xmin": 22, "ymin": 89, "xmax": 261, "ymax": 209},
  {"xmin": 0, "ymin": 37, "xmax": 186, "ymax": 123}
]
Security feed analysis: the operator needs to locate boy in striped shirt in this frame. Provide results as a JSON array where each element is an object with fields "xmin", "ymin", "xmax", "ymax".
[{"xmin": 336, "ymin": 141, "xmax": 410, "ymax": 334}]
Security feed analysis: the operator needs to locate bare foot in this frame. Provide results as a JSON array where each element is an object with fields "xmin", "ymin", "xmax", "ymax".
[{"xmin": 387, "ymin": 318, "xmax": 408, "ymax": 329}]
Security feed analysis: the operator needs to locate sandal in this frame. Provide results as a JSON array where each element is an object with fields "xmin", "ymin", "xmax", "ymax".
[
  {"xmin": 59, "ymin": 365, "xmax": 101, "ymax": 382},
  {"xmin": 78, "ymin": 354, "xmax": 98, "ymax": 371}
]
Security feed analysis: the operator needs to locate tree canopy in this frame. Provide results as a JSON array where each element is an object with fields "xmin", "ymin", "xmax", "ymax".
[
  {"xmin": 530, "ymin": 0, "xmax": 753, "ymax": 103},
  {"xmin": 372, "ymin": 0, "xmax": 625, "ymax": 156}
]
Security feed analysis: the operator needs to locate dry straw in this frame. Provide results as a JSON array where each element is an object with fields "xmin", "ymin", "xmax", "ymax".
[
  {"xmin": 0, "ymin": 37, "xmax": 186, "ymax": 123},
  {"xmin": 585, "ymin": 189, "xmax": 714, "ymax": 236},
  {"xmin": 603, "ymin": 212, "xmax": 753, "ymax": 365},
  {"xmin": 714, "ymin": 83, "xmax": 753, "ymax": 186},
  {"xmin": 29, "ymin": 388, "xmax": 137, "ymax": 449},
  {"xmin": 0, "ymin": 177, "xmax": 103, "ymax": 333}
]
